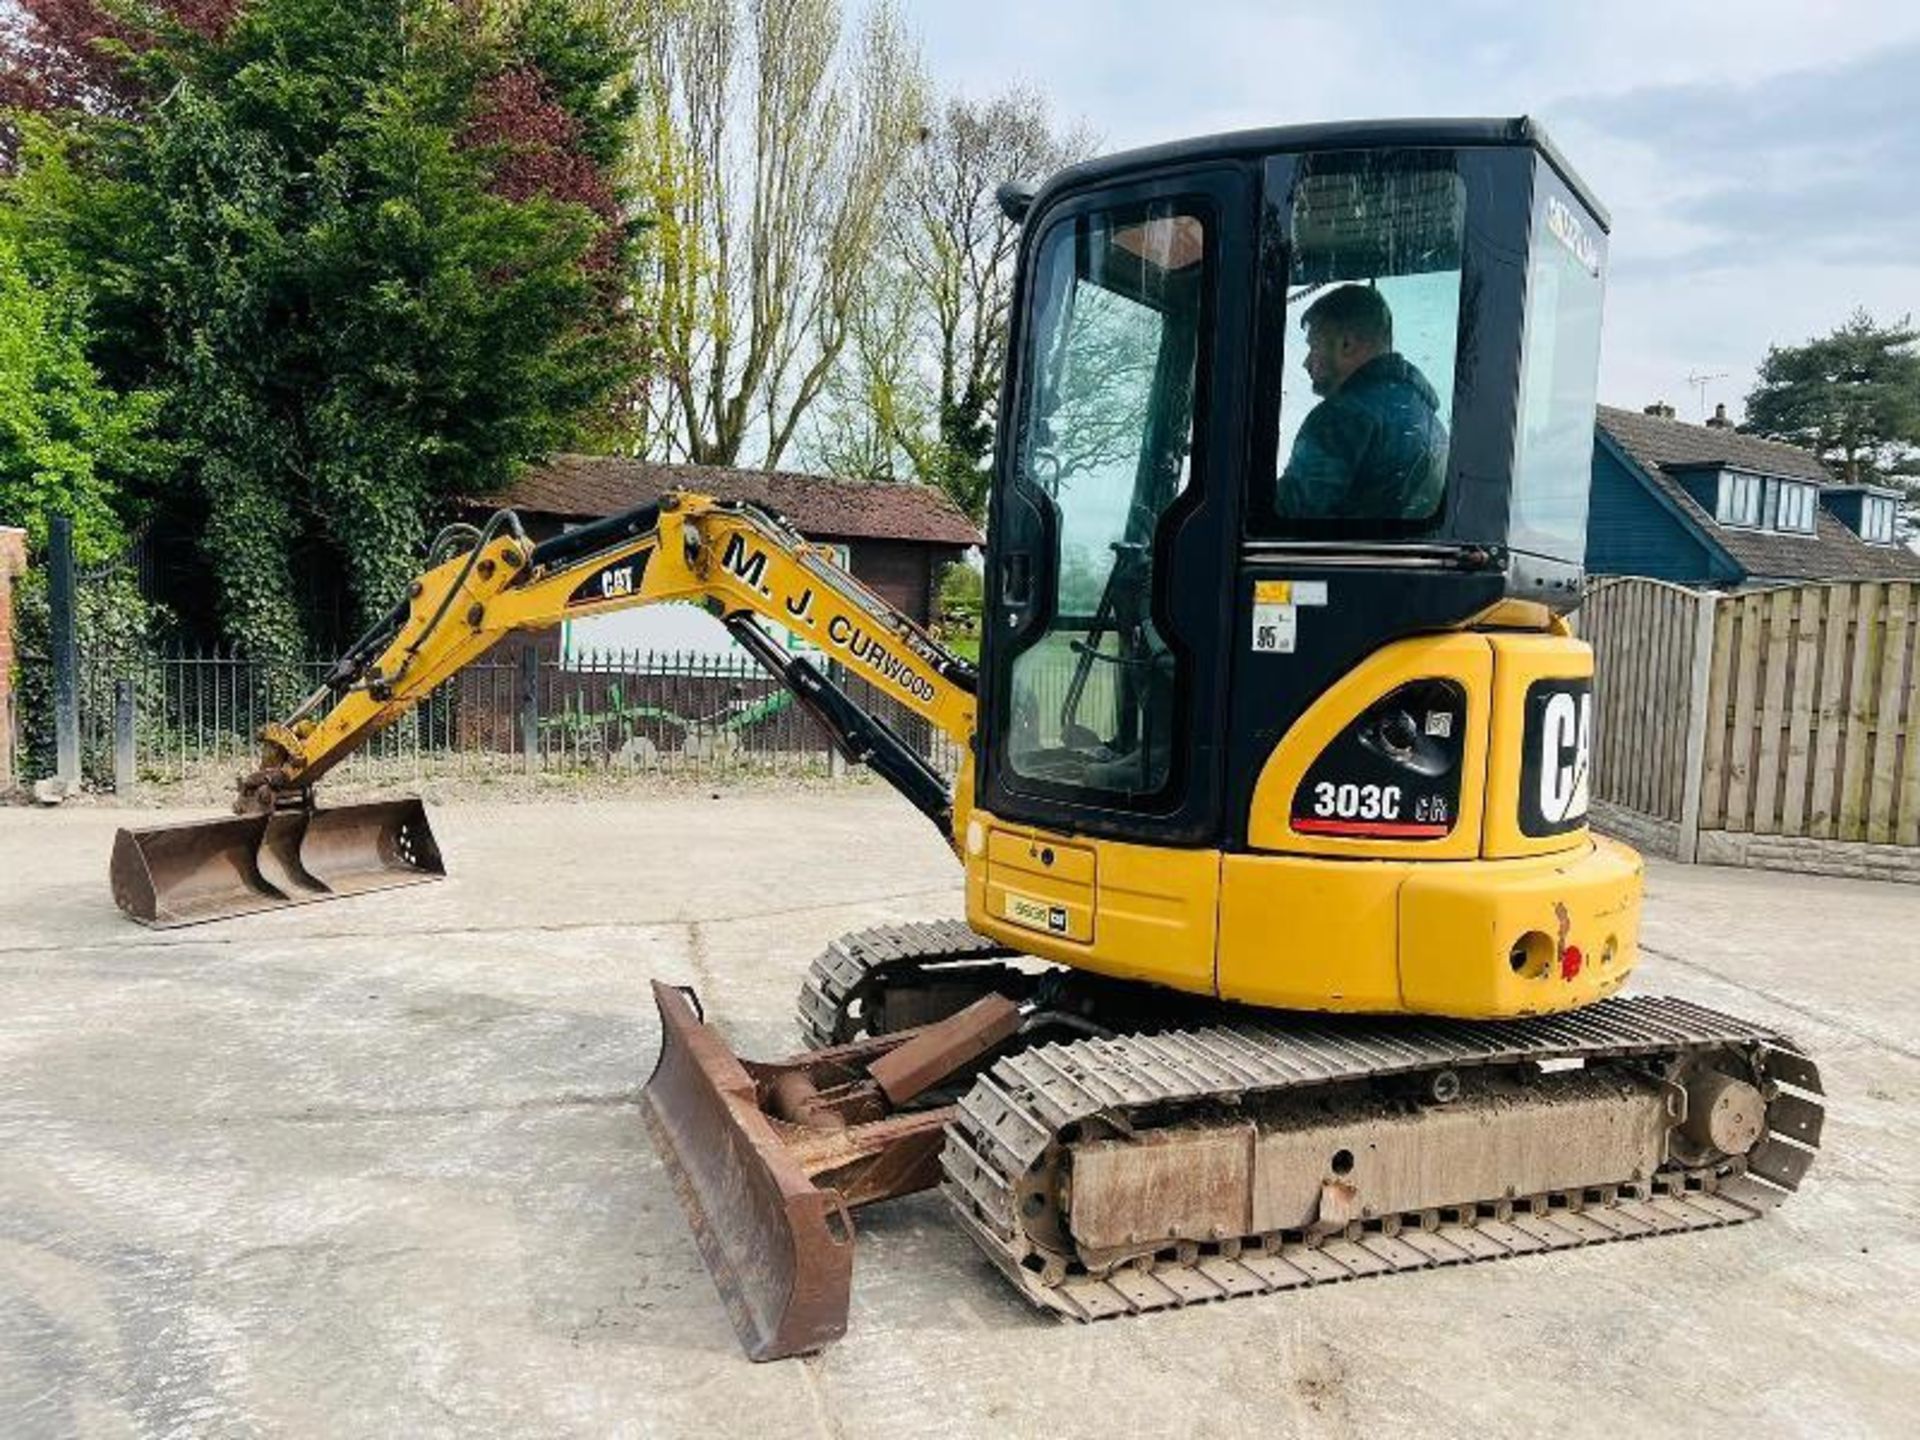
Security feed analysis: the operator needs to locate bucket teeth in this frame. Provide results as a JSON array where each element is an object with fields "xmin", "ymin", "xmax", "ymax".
[{"xmin": 110, "ymin": 798, "xmax": 445, "ymax": 927}]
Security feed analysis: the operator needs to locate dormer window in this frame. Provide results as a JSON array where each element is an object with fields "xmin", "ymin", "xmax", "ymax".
[
  {"xmin": 1716, "ymin": 471, "xmax": 1761, "ymax": 527},
  {"xmin": 1768, "ymin": 478, "xmax": 1817, "ymax": 534},
  {"xmin": 1715, "ymin": 470, "xmax": 1815, "ymax": 534},
  {"xmin": 1861, "ymin": 493, "xmax": 1897, "ymax": 545}
]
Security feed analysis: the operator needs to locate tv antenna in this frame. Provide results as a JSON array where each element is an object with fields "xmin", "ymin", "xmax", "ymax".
[{"xmin": 1685, "ymin": 370, "xmax": 1728, "ymax": 419}]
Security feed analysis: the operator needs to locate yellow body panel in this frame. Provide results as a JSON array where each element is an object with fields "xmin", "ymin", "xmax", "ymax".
[
  {"xmin": 966, "ymin": 814, "xmax": 1220, "ymax": 995},
  {"xmin": 982, "ymin": 829, "xmax": 1097, "ymax": 942},
  {"xmin": 1245, "ymin": 634, "xmax": 1492, "ymax": 860},
  {"xmin": 1216, "ymin": 852, "xmax": 1404, "ymax": 1010},
  {"xmin": 1398, "ymin": 834, "xmax": 1641, "ymax": 1016},
  {"xmin": 1218, "ymin": 838, "xmax": 1639, "ymax": 1015},
  {"xmin": 967, "ymin": 818, "xmax": 1639, "ymax": 1019}
]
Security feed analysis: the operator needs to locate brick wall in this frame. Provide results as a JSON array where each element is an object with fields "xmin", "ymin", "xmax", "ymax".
[
  {"xmin": 0, "ymin": 527, "xmax": 26, "ymax": 787},
  {"xmin": 1694, "ymin": 831, "xmax": 1920, "ymax": 886}
]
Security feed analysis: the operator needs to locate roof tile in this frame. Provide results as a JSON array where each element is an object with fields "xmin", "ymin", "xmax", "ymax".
[{"xmin": 473, "ymin": 455, "xmax": 984, "ymax": 547}]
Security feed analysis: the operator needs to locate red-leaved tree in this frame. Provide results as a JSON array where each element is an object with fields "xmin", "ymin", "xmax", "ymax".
[
  {"xmin": 0, "ymin": 0, "xmax": 240, "ymax": 153},
  {"xmin": 461, "ymin": 65, "xmax": 621, "ymax": 270}
]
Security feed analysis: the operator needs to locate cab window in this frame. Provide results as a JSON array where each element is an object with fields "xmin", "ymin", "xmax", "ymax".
[{"xmin": 1255, "ymin": 151, "xmax": 1467, "ymax": 536}]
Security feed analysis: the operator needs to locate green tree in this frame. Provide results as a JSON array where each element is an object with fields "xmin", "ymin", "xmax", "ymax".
[
  {"xmin": 1743, "ymin": 310, "xmax": 1920, "ymax": 523},
  {"xmin": 0, "ymin": 225, "xmax": 164, "ymax": 565},
  {"xmin": 806, "ymin": 87, "xmax": 1094, "ymax": 517},
  {"xmin": 6, "ymin": 0, "xmax": 646, "ymax": 658},
  {"xmin": 632, "ymin": 0, "xmax": 925, "ymax": 468},
  {"xmin": 0, "ymin": 197, "xmax": 168, "ymax": 783}
]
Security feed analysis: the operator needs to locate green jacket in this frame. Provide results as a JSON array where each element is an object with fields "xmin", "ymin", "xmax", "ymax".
[{"xmin": 1279, "ymin": 353, "xmax": 1449, "ymax": 521}]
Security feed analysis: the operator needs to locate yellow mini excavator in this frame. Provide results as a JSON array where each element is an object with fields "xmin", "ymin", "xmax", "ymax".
[{"xmin": 111, "ymin": 118, "xmax": 1823, "ymax": 1361}]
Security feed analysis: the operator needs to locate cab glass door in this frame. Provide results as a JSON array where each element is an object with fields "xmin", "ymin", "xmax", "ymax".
[{"xmin": 991, "ymin": 195, "xmax": 1215, "ymax": 814}]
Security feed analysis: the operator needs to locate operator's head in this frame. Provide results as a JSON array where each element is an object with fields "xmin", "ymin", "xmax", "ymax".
[{"xmin": 1301, "ymin": 284, "xmax": 1393, "ymax": 396}]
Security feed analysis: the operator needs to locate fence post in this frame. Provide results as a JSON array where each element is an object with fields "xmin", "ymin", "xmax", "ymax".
[
  {"xmin": 0, "ymin": 526, "xmax": 24, "ymax": 790},
  {"xmin": 825, "ymin": 658, "xmax": 848, "ymax": 779},
  {"xmin": 113, "ymin": 677, "xmax": 136, "ymax": 797},
  {"xmin": 49, "ymin": 515, "xmax": 80, "ymax": 789},
  {"xmin": 519, "ymin": 644, "xmax": 540, "ymax": 775},
  {"xmin": 1676, "ymin": 588, "xmax": 1719, "ymax": 864}
]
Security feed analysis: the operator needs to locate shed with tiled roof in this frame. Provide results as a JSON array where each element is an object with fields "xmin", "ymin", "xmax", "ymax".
[{"xmin": 465, "ymin": 455, "xmax": 983, "ymax": 629}]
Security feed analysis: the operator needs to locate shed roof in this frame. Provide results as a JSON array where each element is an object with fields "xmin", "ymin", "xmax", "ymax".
[
  {"xmin": 474, "ymin": 455, "xmax": 983, "ymax": 547},
  {"xmin": 1595, "ymin": 406, "xmax": 1920, "ymax": 582}
]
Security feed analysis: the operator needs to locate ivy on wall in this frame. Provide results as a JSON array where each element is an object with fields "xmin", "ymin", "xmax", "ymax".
[{"xmin": 4, "ymin": 0, "xmax": 646, "ymax": 659}]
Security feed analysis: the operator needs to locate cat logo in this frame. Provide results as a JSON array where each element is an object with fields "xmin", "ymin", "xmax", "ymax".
[
  {"xmin": 1519, "ymin": 678, "xmax": 1592, "ymax": 836},
  {"xmin": 1005, "ymin": 892, "xmax": 1069, "ymax": 936},
  {"xmin": 566, "ymin": 551, "xmax": 651, "ymax": 609},
  {"xmin": 1538, "ymin": 690, "xmax": 1592, "ymax": 826}
]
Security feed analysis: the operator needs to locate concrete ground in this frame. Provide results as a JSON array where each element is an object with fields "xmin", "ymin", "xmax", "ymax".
[{"xmin": 1, "ymin": 792, "xmax": 1916, "ymax": 1439}]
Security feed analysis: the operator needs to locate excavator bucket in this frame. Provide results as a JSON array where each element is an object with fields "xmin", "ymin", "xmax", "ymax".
[
  {"xmin": 110, "ymin": 799, "xmax": 445, "ymax": 927},
  {"xmin": 641, "ymin": 981, "xmax": 856, "ymax": 1361}
]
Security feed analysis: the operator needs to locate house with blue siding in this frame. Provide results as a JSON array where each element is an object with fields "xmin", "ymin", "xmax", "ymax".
[{"xmin": 1587, "ymin": 403, "xmax": 1920, "ymax": 586}]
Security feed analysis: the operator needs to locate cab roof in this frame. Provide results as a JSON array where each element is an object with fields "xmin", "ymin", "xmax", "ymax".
[{"xmin": 1034, "ymin": 116, "xmax": 1609, "ymax": 232}]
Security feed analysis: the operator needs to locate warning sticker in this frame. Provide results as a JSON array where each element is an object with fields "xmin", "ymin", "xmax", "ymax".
[{"xmin": 1251, "ymin": 579, "xmax": 1325, "ymax": 653}]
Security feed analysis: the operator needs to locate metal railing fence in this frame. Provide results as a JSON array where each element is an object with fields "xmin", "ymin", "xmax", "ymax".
[{"xmin": 10, "ymin": 642, "xmax": 971, "ymax": 796}]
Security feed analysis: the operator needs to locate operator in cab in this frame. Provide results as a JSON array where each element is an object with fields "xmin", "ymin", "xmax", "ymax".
[{"xmin": 1278, "ymin": 284, "xmax": 1448, "ymax": 522}]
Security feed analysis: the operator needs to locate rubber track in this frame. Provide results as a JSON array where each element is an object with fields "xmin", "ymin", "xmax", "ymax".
[
  {"xmin": 795, "ymin": 918, "xmax": 1018, "ymax": 1048},
  {"xmin": 940, "ymin": 997, "xmax": 1825, "ymax": 1320}
]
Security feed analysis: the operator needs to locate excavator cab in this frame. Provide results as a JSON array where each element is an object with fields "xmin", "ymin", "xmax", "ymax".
[
  {"xmin": 978, "ymin": 119, "xmax": 1609, "ymax": 854},
  {"xmin": 956, "ymin": 121, "xmax": 1631, "ymax": 1019}
]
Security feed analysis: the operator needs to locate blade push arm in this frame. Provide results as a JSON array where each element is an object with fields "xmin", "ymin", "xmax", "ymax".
[{"xmin": 243, "ymin": 492, "xmax": 978, "ymax": 812}]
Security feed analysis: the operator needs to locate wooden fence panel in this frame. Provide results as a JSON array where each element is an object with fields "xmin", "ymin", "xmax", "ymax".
[
  {"xmin": 1585, "ymin": 578, "xmax": 1920, "ymax": 855},
  {"xmin": 1868, "ymin": 584, "xmax": 1911, "ymax": 845},
  {"xmin": 1779, "ymin": 587, "xmax": 1821, "ymax": 835},
  {"xmin": 1808, "ymin": 586, "xmax": 1852, "ymax": 838},
  {"xmin": 1900, "ymin": 597, "xmax": 1920, "ymax": 847},
  {"xmin": 1836, "ymin": 583, "xmax": 1880, "ymax": 838},
  {"xmin": 1751, "ymin": 588, "xmax": 1793, "ymax": 833},
  {"xmin": 1724, "ymin": 592, "xmax": 1765, "ymax": 831},
  {"xmin": 1699, "ymin": 600, "xmax": 1734, "ymax": 830}
]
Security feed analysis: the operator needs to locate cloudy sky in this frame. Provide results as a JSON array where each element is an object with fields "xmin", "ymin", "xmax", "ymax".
[{"xmin": 904, "ymin": 0, "xmax": 1920, "ymax": 423}]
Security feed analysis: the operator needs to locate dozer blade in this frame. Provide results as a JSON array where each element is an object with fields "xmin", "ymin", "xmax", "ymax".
[
  {"xmin": 110, "ymin": 798, "xmax": 445, "ymax": 927},
  {"xmin": 642, "ymin": 981, "xmax": 859, "ymax": 1361}
]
